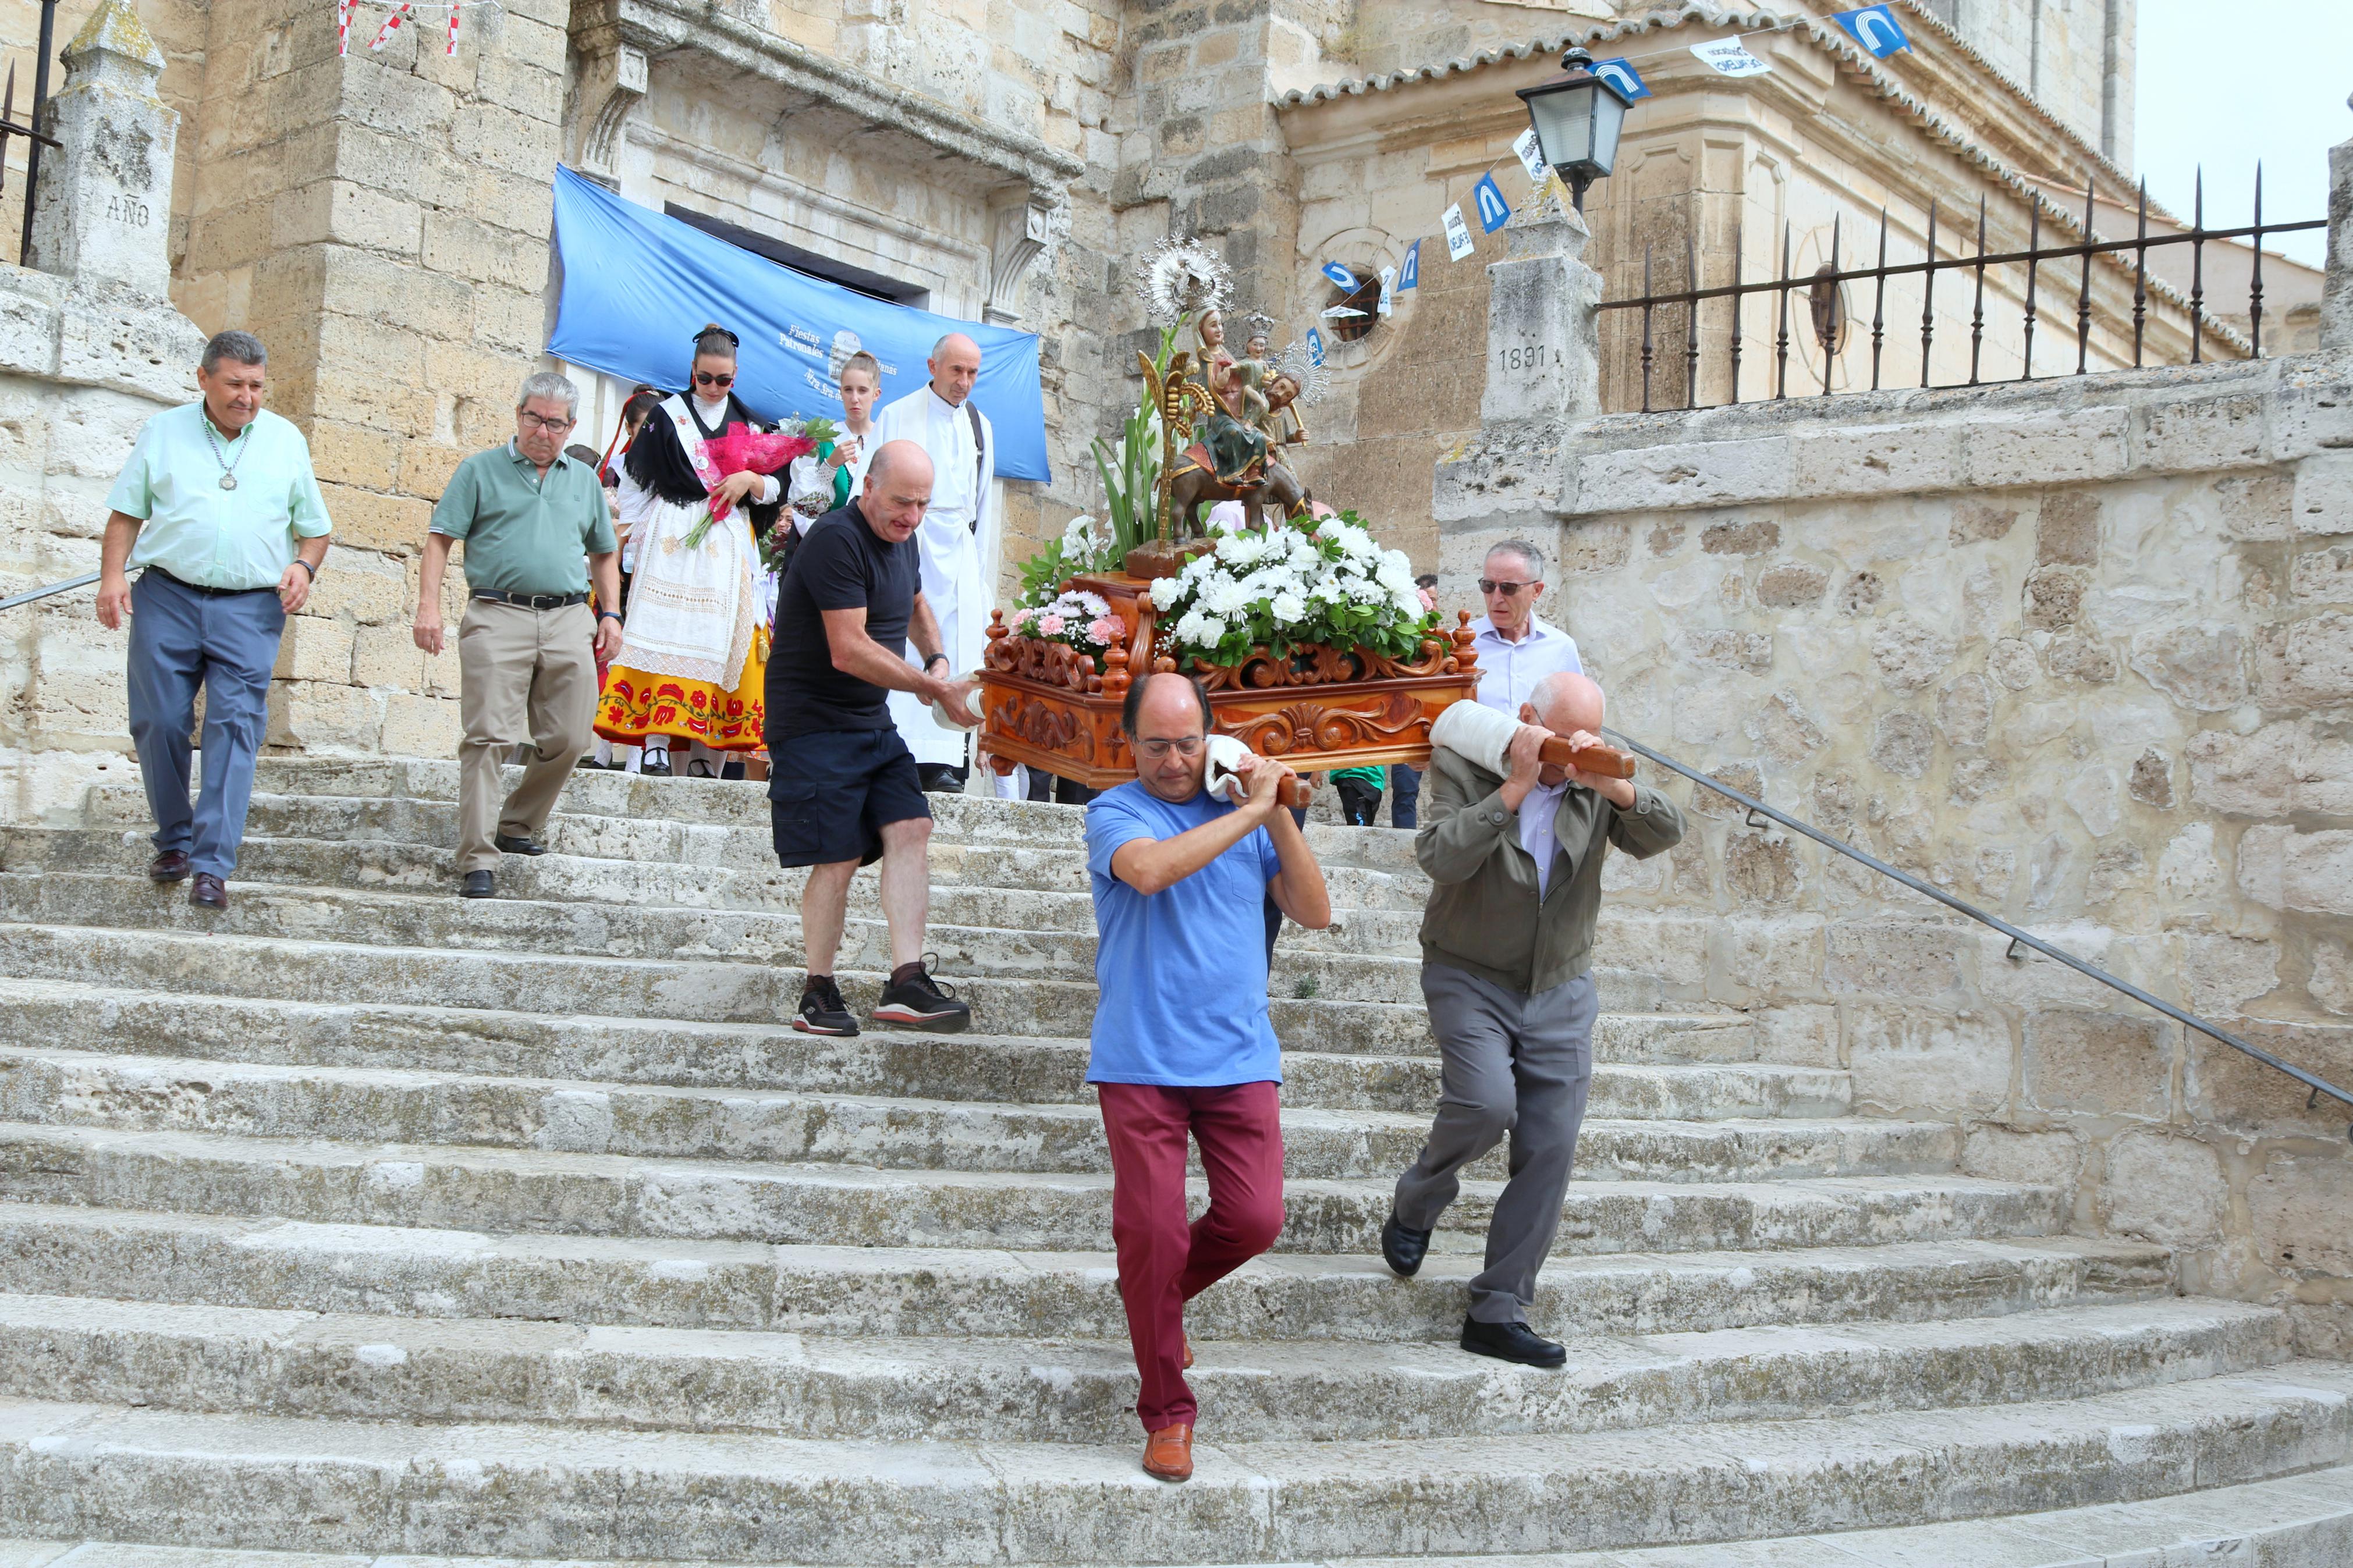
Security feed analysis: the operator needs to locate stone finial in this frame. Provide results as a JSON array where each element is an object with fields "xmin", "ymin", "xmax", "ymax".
[
  {"xmin": 24, "ymin": 0, "xmax": 177, "ymax": 296},
  {"xmin": 2324, "ymin": 132, "xmax": 2353, "ymax": 351}
]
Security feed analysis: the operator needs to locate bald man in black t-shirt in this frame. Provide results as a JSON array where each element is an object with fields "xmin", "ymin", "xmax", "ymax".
[{"xmin": 766, "ymin": 440, "xmax": 980, "ymax": 1037}]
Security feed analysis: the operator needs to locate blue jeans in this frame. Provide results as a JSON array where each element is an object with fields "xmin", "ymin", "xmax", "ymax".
[
  {"xmin": 1390, "ymin": 763, "xmax": 1421, "ymax": 829},
  {"xmin": 126, "ymin": 570, "xmax": 286, "ymax": 877}
]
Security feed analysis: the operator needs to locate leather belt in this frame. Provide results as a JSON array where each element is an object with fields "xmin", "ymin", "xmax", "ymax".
[
  {"xmin": 147, "ymin": 567, "xmax": 274, "ymax": 598},
  {"xmin": 471, "ymin": 589, "xmax": 588, "ymax": 610}
]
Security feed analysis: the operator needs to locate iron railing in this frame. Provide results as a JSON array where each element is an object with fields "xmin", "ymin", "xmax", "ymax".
[
  {"xmin": 0, "ymin": 570, "xmax": 95, "ymax": 613},
  {"xmin": 1602, "ymin": 173, "xmax": 2327, "ymax": 413},
  {"xmin": 0, "ymin": 0, "xmax": 61, "ymax": 265},
  {"xmin": 1604, "ymin": 727, "xmax": 2353, "ymax": 1142}
]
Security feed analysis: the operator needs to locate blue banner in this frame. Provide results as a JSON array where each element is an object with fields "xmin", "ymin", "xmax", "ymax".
[
  {"xmin": 1398, "ymin": 239, "xmax": 1420, "ymax": 291},
  {"xmin": 545, "ymin": 166, "xmax": 1050, "ymax": 482},
  {"xmin": 1833, "ymin": 5, "xmax": 1910, "ymax": 58},
  {"xmin": 1319, "ymin": 261, "xmax": 1358, "ymax": 290},
  {"xmin": 1307, "ymin": 327, "xmax": 1325, "ymax": 368},
  {"xmin": 1592, "ymin": 57, "xmax": 1651, "ymax": 100},
  {"xmin": 1472, "ymin": 172, "xmax": 1513, "ymax": 233}
]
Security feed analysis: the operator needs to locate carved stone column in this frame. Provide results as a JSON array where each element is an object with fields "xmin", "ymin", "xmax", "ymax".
[
  {"xmin": 25, "ymin": 0, "xmax": 177, "ymax": 295},
  {"xmin": 566, "ymin": 41, "xmax": 650, "ymax": 188}
]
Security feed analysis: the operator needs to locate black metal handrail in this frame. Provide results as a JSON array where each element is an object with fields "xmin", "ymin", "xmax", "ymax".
[
  {"xmin": 1604, "ymin": 727, "xmax": 2353, "ymax": 1142},
  {"xmin": 1599, "ymin": 171, "xmax": 2325, "ymax": 412},
  {"xmin": 0, "ymin": 570, "xmax": 95, "ymax": 613}
]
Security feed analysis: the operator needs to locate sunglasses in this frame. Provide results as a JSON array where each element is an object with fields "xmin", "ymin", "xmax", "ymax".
[
  {"xmin": 694, "ymin": 371, "xmax": 735, "ymax": 389},
  {"xmin": 1478, "ymin": 579, "xmax": 1536, "ymax": 595}
]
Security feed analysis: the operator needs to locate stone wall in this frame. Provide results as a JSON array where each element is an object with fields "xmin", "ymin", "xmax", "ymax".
[{"xmin": 1434, "ymin": 196, "xmax": 2353, "ymax": 1353}]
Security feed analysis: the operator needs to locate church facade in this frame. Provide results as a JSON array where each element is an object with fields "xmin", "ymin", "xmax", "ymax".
[{"xmin": 6, "ymin": 0, "xmax": 2301, "ymax": 759}]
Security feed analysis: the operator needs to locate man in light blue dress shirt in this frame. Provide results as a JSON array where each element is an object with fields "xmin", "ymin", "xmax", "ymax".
[
  {"xmin": 95, "ymin": 330, "xmax": 332, "ymax": 909},
  {"xmin": 1471, "ymin": 539, "xmax": 1582, "ymax": 715}
]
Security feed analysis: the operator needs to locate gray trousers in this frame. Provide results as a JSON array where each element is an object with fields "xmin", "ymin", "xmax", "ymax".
[
  {"xmin": 1393, "ymin": 962, "xmax": 1598, "ymax": 1325},
  {"xmin": 126, "ymin": 569, "xmax": 286, "ymax": 879}
]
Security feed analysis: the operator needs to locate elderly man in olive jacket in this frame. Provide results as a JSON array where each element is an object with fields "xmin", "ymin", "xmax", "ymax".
[{"xmin": 1380, "ymin": 670, "xmax": 1685, "ymax": 1368}]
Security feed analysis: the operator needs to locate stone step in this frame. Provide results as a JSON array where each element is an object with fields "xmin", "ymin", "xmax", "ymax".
[
  {"xmin": 0, "ymin": 982, "xmax": 1840, "ymax": 1116},
  {"xmin": 2, "ymin": 1458, "xmax": 2347, "ymax": 1566},
  {"xmin": 235, "ymin": 756, "xmax": 1431, "ymax": 872},
  {"xmin": 0, "ymin": 1048, "xmax": 1935, "ymax": 1184},
  {"xmin": 0, "ymin": 1124, "xmax": 2055, "ymax": 1257},
  {"xmin": 0, "ymin": 871, "xmax": 1437, "ymax": 1006},
  {"xmin": 4, "ymin": 822, "xmax": 1438, "ymax": 938},
  {"xmin": 0, "ymin": 1367, "xmax": 2346, "ymax": 1562},
  {"xmin": 0, "ymin": 1204, "xmax": 2167, "ymax": 1343},
  {"xmin": 0, "ymin": 922, "xmax": 1742, "ymax": 1061},
  {"xmin": 0, "ymin": 1291, "xmax": 2287, "ymax": 1446}
]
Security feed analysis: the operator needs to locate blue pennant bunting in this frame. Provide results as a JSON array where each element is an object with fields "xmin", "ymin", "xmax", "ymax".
[
  {"xmin": 1833, "ymin": 5, "xmax": 1910, "ymax": 58},
  {"xmin": 1592, "ymin": 57, "xmax": 1651, "ymax": 100},
  {"xmin": 1472, "ymin": 172, "xmax": 1512, "ymax": 234}
]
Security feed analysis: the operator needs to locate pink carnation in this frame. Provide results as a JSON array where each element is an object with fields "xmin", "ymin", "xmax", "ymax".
[
  {"xmin": 1086, "ymin": 614, "xmax": 1124, "ymax": 645},
  {"xmin": 1038, "ymin": 613, "xmax": 1066, "ymax": 637}
]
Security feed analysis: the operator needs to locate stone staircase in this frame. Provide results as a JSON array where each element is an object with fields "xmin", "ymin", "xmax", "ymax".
[{"xmin": 0, "ymin": 755, "xmax": 2343, "ymax": 1566}]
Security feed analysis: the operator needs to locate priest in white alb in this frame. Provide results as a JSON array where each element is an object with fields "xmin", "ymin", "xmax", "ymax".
[{"xmin": 874, "ymin": 332, "xmax": 998, "ymax": 792}]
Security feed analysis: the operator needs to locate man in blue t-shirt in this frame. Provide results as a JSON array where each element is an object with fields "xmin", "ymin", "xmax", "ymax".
[{"xmin": 1084, "ymin": 672, "xmax": 1331, "ymax": 1484}]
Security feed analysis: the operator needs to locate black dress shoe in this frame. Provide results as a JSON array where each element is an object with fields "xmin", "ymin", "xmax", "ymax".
[
  {"xmin": 187, "ymin": 873, "xmax": 228, "ymax": 910},
  {"xmin": 460, "ymin": 870, "xmax": 495, "ymax": 899},
  {"xmin": 1460, "ymin": 1317, "xmax": 1567, "ymax": 1368},
  {"xmin": 640, "ymin": 753, "xmax": 673, "ymax": 777},
  {"xmin": 148, "ymin": 849, "xmax": 191, "ymax": 883},
  {"xmin": 492, "ymin": 834, "xmax": 548, "ymax": 855},
  {"xmin": 1380, "ymin": 1211, "xmax": 1432, "ymax": 1278}
]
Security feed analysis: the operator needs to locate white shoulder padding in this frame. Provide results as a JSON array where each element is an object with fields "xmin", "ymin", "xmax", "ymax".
[{"xmin": 1429, "ymin": 700, "xmax": 1518, "ymax": 777}]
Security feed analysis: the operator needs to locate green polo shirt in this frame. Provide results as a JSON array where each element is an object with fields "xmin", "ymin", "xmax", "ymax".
[
  {"xmin": 430, "ymin": 440, "xmax": 617, "ymax": 595},
  {"xmin": 107, "ymin": 404, "xmax": 332, "ymax": 591}
]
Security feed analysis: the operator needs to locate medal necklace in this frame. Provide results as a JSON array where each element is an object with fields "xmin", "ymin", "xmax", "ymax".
[{"xmin": 204, "ymin": 415, "xmax": 250, "ymax": 491}]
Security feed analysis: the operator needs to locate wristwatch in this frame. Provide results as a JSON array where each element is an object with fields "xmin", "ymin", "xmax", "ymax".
[
  {"xmin": 293, "ymin": 559, "xmax": 318, "ymax": 581},
  {"xmin": 598, "ymin": 610, "xmax": 622, "ymax": 623},
  {"xmin": 925, "ymin": 654, "xmax": 951, "ymax": 674}
]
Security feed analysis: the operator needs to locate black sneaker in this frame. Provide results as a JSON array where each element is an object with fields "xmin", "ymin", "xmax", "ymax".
[
  {"xmin": 872, "ymin": 956, "xmax": 972, "ymax": 1032},
  {"xmin": 793, "ymin": 975, "xmax": 858, "ymax": 1036}
]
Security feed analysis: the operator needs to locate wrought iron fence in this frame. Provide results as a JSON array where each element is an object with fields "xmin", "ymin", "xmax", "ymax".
[
  {"xmin": 0, "ymin": 0, "xmax": 61, "ymax": 266},
  {"xmin": 1600, "ymin": 172, "xmax": 2328, "ymax": 413}
]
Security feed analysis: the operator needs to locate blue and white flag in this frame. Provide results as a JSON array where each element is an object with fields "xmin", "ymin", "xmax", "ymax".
[
  {"xmin": 1592, "ymin": 56, "xmax": 1651, "ymax": 101},
  {"xmin": 1398, "ymin": 239, "xmax": 1421, "ymax": 291},
  {"xmin": 1472, "ymin": 172, "xmax": 1512, "ymax": 233},
  {"xmin": 1319, "ymin": 260, "xmax": 1358, "ymax": 290},
  {"xmin": 1833, "ymin": 5, "xmax": 1910, "ymax": 58},
  {"xmin": 1510, "ymin": 126, "xmax": 1548, "ymax": 185},
  {"xmin": 1307, "ymin": 327, "xmax": 1325, "ymax": 368},
  {"xmin": 1377, "ymin": 265, "xmax": 1396, "ymax": 318}
]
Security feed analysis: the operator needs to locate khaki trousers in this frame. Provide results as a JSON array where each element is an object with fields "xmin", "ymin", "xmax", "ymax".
[{"xmin": 456, "ymin": 598, "xmax": 597, "ymax": 873}]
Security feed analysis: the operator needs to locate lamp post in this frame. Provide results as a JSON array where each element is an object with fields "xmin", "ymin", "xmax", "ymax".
[{"xmin": 1516, "ymin": 46, "xmax": 1633, "ymax": 212}]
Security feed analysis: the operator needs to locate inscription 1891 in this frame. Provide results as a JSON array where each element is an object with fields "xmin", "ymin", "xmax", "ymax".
[{"xmin": 105, "ymin": 194, "xmax": 152, "ymax": 228}]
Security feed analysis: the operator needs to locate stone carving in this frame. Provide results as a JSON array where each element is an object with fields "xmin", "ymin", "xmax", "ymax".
[{"xmin": 27, "ymin": 0, "xmax": 175, "ymax": 295}]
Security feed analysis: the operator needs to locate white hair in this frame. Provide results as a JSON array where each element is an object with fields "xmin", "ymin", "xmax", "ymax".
[
  {"xmin": 1486, "ymin": 539, "xmax": 1546, "ymax": 581},
  {"xmin": 516, "ymin": 371, "xmax": 580, "ymax": 414}
]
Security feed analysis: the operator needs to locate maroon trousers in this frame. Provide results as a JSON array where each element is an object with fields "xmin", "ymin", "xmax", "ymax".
[{"xmin": 1096, "ymin": 1080, "xmax": 1286, "ymax": 1433}]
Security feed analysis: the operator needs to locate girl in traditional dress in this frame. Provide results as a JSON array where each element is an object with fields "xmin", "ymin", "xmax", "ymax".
[
  {"xmin": 595, "ymin": 325, "xmax": 782, "ymax": 777},
  {"xmin": 782, "ymin": 350, "xmax": 882, "ymax": 575}
]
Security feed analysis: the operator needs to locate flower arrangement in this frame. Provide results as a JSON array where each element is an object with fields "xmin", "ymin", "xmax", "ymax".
[
  {"xmin": 681, "ymin": 420, "xmax": 832, "ymax": 550},
  {"xmin": 1016, "ymin": 513, "xmax": 1120, "ymax": 607},
  {"xmin": 1007, "ymin": 515, "xmax": 1127, "ymax": 656},
  {"xmin": 1010, "ymin": 588, "xmax": 1126, "ymax": 660},
  {"xmin": 1155, "ymin": 511, "xmax": 1436, "ymax": 671}
]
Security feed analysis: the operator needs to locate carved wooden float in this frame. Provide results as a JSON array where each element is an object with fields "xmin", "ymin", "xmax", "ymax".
[{"xmin": 978, "ymin": 570, "xmax": 1481, "ymax": 790}]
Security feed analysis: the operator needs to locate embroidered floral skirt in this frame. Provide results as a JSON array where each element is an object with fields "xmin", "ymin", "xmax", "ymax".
[{"xmin": 594, "ymin": 627, "xmax": 768, "ymax": 752}]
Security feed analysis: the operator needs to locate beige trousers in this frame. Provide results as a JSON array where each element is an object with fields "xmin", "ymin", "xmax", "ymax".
[{"xmin": 456, "ymin": 598, "xmax": 597, "ymax": 873}]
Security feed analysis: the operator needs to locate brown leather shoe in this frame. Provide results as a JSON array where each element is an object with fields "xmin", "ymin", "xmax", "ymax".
[
  {"xmin": 148, "ymin": 850, "xmax": 190, "ymax": 883},
  {"xmin": 187, "ymin": 873, "xmax": 228, "ymax": 910},
  {"xmin": 1183, "ymin": 1334, "xmax": 1194, "ymax": 1370},
  {"xmin": 1141, "ymin": 1423, "xmax": 1193, "ymax": 1482}
]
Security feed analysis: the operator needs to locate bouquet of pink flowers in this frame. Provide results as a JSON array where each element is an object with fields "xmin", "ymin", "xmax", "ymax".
[
  {"xmin": 680, "ymin": 421, "xmax": 831, "ymax": 549},
  {"xmin": 1010, "ymin": 586, "xmax": 1126, "ymax": 659}
]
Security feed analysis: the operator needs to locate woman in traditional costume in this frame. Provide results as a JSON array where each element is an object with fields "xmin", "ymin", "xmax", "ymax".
[
  {"xmin": 782, "ymin": 350, "xmax": 882, "ymax": 553},
  {"xmin": 595, "ymin": 325, "xmax": 782, "ymax": 776}
]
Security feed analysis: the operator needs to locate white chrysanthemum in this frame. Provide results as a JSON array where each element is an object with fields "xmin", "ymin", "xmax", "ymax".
[
  {"xmin": 1205, "ymin": 577, "xmax": 1250, "ymax": 616},
  {"xmin": 1271, "ymin": 591, "xmax": 1308, "ymax": 624},
  {"xmin": 1077, "ymin": 591, "xmax": 1110, "ymax": 617}
]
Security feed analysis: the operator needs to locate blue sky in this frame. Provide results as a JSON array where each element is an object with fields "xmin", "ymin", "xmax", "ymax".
[{"xmin": 2135, "ymin": 0, "xmax": 2352, "ymax": 268}]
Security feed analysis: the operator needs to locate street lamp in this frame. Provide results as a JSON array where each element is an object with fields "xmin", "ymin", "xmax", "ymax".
[{"xmin": 1516, "ymin": 47, "xmax": 1633, "ymax": 211}]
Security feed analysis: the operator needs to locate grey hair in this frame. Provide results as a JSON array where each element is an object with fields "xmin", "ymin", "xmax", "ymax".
[
  {"xmin": 929, "ymin": 332, "xmax": 979, "ymax": 362},
  {"xmin": 1485, "ymin": 539, "xmax": 1546, "ymax": 581},
  {"xmin": 200, "ymin": 330, "xmax": 267, "ymax": 373},
  {"xmin": 515, "ymin": 371, "xmax": 579, "ymax": 415}
]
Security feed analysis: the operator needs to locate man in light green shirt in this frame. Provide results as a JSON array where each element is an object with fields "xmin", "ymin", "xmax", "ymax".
[
  {"xmin": 95, "ymin": 330, "xmax": 333, "ymax": 911},
  {"xmin": 413, "ymin": 369, "xmax": 622, "ymax": 898}
]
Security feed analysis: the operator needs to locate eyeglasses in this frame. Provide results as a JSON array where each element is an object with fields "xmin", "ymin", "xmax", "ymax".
[
  {"xmin": 1135, "ymin": 737, "xmax": 1204, "ymax": 760},
  {"xmin": 694, "ymin": 371, "xmax": 735, "ymax": 389},
  {"xmin": 1478, "ymin": 579, "xmax": 1537, "ymax": 596},
  {"xmin": 517, "ymin": 412, "xmax": 576, "ymax": 433}
]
